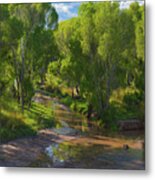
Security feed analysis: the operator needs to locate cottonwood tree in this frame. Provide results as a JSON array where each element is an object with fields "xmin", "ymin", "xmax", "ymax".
[
  {"xmin": 0, "ymin": 3, "xmax": 58, "ymax": 111},
  {"xmin": 54, "ymin": 17, "xmax": 84, "ymax": 97}
]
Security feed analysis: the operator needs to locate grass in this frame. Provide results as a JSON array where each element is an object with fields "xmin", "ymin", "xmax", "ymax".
[{"xmin": 0, "ymin": 96, "xmax": 55, "ymax": 143}]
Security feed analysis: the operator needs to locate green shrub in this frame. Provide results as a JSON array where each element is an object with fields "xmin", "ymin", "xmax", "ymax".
[
  {"xmin": 60, "ymin": 96, "xmax": 73, "ymax": 107},
  {"xmin": 123, "ymin": 92, "xmax": 144, "ymax": 121},
  {"xmin": 123, "ymin": 92, "xmax": 141, "ymax": 109}
]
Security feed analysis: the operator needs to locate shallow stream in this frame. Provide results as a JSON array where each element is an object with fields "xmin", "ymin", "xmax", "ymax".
[{"xmin": 31, "ymin": 93, "xmax": 145, "ymax": 169}]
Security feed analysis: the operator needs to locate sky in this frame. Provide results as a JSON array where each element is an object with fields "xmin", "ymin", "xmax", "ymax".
[
  {"xmin": 52, "ymin": 1, "xmax": 144, "ymax": 22},
  {"xmin": 52, "ymin": 2, "xmax": 81, "ymax": 22}
]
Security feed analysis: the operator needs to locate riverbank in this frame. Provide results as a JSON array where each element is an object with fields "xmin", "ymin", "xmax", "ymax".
[{"xmin": 0, "ymin": 93, "xmax": 144, "ymax": 169}]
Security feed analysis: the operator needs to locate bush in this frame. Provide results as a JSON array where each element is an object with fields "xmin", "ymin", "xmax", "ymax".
[
  {"xmin": 123, "ymin": 92, "xmax": 141, "ymax": 109},
  {"xmin": 123, "ymin": 92, "xmax": 144, "ymax": 121},
  {"xmin": 99, "ymin": 102, "xmax": 138, "ymax": 131},
  {"xmin": 60, "ymin": 96, "xmax": 73, "ymax": 107}
]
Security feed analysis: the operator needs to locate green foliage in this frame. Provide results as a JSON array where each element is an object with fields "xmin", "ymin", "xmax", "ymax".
[
  {"xmin": 0, "ymin": 2, "xmax": 144, "ymax": 134},
  {"xmin": 0, "ymin": 96, "xmax": 55, "ymax": 143},
  {"xmin": 60, "ymin": 96, "xmax": 73, "ymax": 107},
  {"xmin": 71, "ymin": 100, "xmax": 88, "ymax": 116},
  {"xmin": 52, "ymin": 2, "xmax": 144, "ymax": 124},
  {"xmin": 23, "ymin": 77, "xmax": 35, "ymax": 105},
  {"xmin": 0, "ymin": 3, "xmax": 58, "ymax": 112},
  {"xmin": 45, "ymin": 61, "xmax": 62, "ymax": 89},
  {"xmin": 123, "ymin": 92, "xmax": 144, "ymax": 121}
]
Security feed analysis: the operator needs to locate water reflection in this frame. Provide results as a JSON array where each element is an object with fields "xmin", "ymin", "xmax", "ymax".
[
  {"xmin": 43, "ymin": 140, "xmax": 144, "ymax": 169},
  {"xmin": 32, "ymin": 93, "xmax": 144, "ymax": 169}
]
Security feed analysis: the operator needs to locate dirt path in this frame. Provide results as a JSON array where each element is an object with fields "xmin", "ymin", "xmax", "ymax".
[
  {"xmin": 0, "ymin": 93, "xmax": 145, "ymax": 169},
  {"xmin": 0, "ymin": 128, "xmax": 79, "ymax": 167},
  {"xmin": 0, "ymin": 128, "xmax": 145, "ymax": 169}
]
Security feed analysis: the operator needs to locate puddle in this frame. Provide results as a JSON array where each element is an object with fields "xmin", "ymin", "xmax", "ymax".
[{"xmin": 42, "ymin": 140, "xmax": 144, "ymax": 169}]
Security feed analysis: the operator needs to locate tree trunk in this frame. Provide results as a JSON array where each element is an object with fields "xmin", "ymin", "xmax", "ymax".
[
  {"xmin": 71, "ymin": 87, "xmax": 74, "ymax": 98},
  {"xmin": 87, "ymin": 103, "xmax": 93, "ymax": 128},
  {"xmin": 20, "ymin": 37, "xmax": 25, "ymax": 113},
  {"xmin": 75, "ymin": 85, "xmax": 80, "ymax": 96},
  {"xmin": 87, "ymin": 103, "xmax": 93, "ymax": 120},
  {"xmin": 16, "ymin": 78, "xmax": 20, "ymax": 104},
  {"xmin": 11, "ymin": 47, "xmax": 20, "ymax": 103}
]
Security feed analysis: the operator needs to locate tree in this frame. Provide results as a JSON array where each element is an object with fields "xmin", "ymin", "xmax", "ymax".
[
  {"xmin": 78, "ymin": 2, "xmax": 126, "ymax": 119},
  {"xmin": 51, "ymin": 1, "xmax": 144, "ymax": 124},
  {"xmin": 54, "ymin": 17, "xmax": 84, "ymax": 97},
  {"xmin": 0, "ymin": 3, "xmax": 58, "ymax": 112}
]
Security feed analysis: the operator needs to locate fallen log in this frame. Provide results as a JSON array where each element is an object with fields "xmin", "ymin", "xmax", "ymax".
[{"xmin": 117, "ymin": 119, "xmax": 144, "ymax": 131}]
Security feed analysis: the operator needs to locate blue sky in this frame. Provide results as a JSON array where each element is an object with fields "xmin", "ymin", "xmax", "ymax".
[
  {"xmin": 52, "ymin": 2, "xmax": 81, "ymax": 22},
  {"xmin": 52, "ymin": 1, "xmax": 144, "ymax": 22}
]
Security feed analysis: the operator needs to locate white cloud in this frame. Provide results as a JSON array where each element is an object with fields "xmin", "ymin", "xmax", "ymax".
[
  {"xmin": 53, "ymin": 3, "xmax": 71, "ymax": 14},
  {"xmin": 52, "ymin": 3, "xmax": 79, "ymax": 21},
  {"xmin": 120, "ymin": 0, "xmax": 144, "ymax": 9},
  {"xmin": 52, "ymin": 1, "xmax": 144, "ymax": 22}
]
